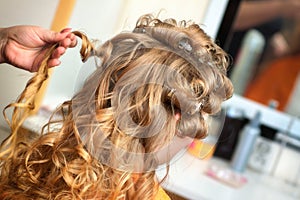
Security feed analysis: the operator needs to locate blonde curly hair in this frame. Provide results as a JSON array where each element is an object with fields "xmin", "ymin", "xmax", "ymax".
[{"xmin": 0, "ymin": 14, "xmax": 233, "ymax": 199}]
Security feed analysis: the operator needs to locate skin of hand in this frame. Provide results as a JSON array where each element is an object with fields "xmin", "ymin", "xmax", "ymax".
[
  {"xmin": 0, "ymin": 25, "xmax": 77, "ymax": 72},
  {"xmin": 280, "ymin": 0, "xmax": 300, "ymax": 19}
]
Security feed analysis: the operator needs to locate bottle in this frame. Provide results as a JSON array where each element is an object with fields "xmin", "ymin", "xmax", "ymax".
[
  {"xmin": 214, "ymin": 106, "xmax": 247, "ymax": 160},
  {"xmin": 231, "ymin": 111, "xmax": 262, "ymax": 173},
  {"xmin": 230, "ymin": 29, "xmax": 265, "ymax": 95}
]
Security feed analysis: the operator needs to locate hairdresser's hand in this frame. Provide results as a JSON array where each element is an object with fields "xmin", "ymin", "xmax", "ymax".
[
  {"xmin": 0, "ymin": 25, "xmax": 77, "ymax": 72},
  {"xmin": 280, "ymin": 0, "xmax": 300, "ymax": 19}
]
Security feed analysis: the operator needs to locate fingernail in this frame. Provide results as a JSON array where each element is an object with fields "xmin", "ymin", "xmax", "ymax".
[{"xmin": 61, "ymin": 28, "xmax": 72, "ymax": 33}]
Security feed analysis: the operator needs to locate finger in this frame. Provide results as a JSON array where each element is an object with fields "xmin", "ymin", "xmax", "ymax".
[
  {"xmin": 51, "ymin": 46, "xmax": 66, "ymax": 59},
  {"xmin": 58, "ymin": 28, "xmax": 73, "ymax": 40},
  {"xmin": 68, "ymin": 32, "xmax": 76, "ymax": 39},
  {"xmin": 60, "ymin": 38, "xmax": 72, "ymax": 48},
  {"xmin": 60, "ymin": 28, "xmax": 72, "ymax": 33},
  {"xmin": 47, "ymin": 59, "xmax": 61, "ymax": 68},
  {"xmin": 68, "ymin": 33, "xmax": 77, "ymax": 47},
  {"xmin": 60, "ymin": 33, "xmax": 77, "ymax": 48},
  {"xmin": 43, "ymin": 28, "xmax": 72, "ymax": 43}
]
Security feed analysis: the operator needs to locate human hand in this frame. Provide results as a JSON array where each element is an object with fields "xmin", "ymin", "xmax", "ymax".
[
  {"xmin": 0, "ymin": 25, "xmax": 77, "ymax": 72},
  {"xmin": 279, "ymin": 0, "xmax": 300, "ymax": 19}
]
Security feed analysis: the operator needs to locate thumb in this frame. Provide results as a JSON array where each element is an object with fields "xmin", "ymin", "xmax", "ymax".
[
  {"xmin": 60, "ymin": 27, "xmax": 72, "ymax": 34},
  {"xmin": 44, "ymin": 28, "xmax": 72, "ymax": 43}
]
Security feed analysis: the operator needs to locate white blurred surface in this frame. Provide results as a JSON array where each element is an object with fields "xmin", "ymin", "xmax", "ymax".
[{"xmin": 156, "ymin": 150, "xmax": 299, "ymax": 200}]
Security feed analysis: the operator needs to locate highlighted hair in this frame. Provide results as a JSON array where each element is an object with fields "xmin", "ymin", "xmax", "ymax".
[{"xmin": 0, "ymin": 14, "xmax": 233, "ymax": 199}]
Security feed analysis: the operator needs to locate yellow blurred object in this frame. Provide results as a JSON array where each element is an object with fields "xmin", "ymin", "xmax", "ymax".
[
  {"xmin": 155, "ymin": 187, "xmax": 171, "ymax": 200},
  {"xmin": 188, "ymin": 139, "xmax": 216, "ymax": 160}
]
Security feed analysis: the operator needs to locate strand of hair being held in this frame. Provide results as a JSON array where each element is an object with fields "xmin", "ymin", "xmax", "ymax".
[{"xmin": 0, "ymin": 31, "xmax": 94, "ymax": 160}]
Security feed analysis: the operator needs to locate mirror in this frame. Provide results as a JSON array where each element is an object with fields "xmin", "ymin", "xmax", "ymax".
[{"xmin": 218, "ymin": 0, "xmax": 300, "ymax": 117}]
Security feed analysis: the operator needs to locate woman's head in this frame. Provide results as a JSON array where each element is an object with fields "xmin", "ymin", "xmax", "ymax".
[
  {"xmin": 0, "ymin": 14, "xmax": 233, "ymax": 199},
  {"xmin": 72, "ymin": 15, "xmax": 233, "ymax": 172}
]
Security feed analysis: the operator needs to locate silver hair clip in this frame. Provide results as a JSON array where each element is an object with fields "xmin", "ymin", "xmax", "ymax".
[
  {"xmin": 167, "ymin": 88, "xmax": 176, "ymax": 98},
  {"xmin": 195, "ymin": 102, "xmax": 203, "ymax": 111},
  {"xmin": 188, "ymin": 100, "xmax": 204, "ymax": 115},
  {"xmin": 133, "ymin": 27, "xmax": 146, "ymax": 34},
  {"xmin": 178, "ymin": 39, "xmax": 192, "ymax": 52}
]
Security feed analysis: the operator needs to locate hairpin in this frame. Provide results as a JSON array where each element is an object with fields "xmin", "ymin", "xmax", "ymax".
[
  {"xmin": 164, "ymin": 84, "xmax": 176, "ymax": 98},
  {"xmin": 187, "ymin": 99, "xmax": 205, "ymax": 115},
  {"xmin": 133, "ymin": 27, "xmax": 146, "ymax": 34},
  {"xmin": 178, "ymin": 39, "xmax": 192, "ymax": 52},
  {"xmin": 196, "ymin": 102, "xmax": 203, "ymax": 111}
]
